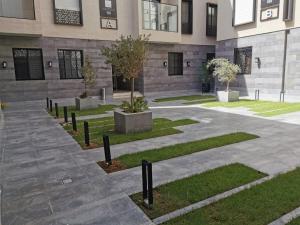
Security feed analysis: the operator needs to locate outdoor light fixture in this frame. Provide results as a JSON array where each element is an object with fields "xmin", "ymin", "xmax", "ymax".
[
  {"xmin": 2, "ymin": 61, "xmax": 7, "ymax": 69},
  {"xmin": 255, "ymin": 57, "xmax": 261, "ymax": 68},
  {"xmin": 47, "ymin": 61, "xmax": 53, "ymax": 68},
  {"xmin": 187, "ymin": 61, "xmax": 191, "ymax": 67},
  {"xmin": 163, "ymin": 61, "xmax": 168, "ymax": 67}
]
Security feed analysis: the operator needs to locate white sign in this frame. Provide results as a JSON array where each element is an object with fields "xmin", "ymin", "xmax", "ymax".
[
  {"xmin": 101, "ymin": 18, "xmax": 117, "ymax": 29},
  {"xmin": 261, "ymin": 7, "xmax": 279, "ymax": 21},
  {"xmin": 233, "ymin": 0, "xmax": 256, "ymax": 26},
  {"xmin": 105, "ymin": 0, "xmax": 112, "ymax": 8}
]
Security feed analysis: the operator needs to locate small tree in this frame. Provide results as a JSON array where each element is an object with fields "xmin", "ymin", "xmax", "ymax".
[
  {"xmin": 207, "ymin": 58, "xmax": 241, "ymax": 92},
  {"xmin": 81, "ymin": 57, "xmax": 96, "ymax": 98},
  {"xmin": 101, "ymin": 35, "xmax": 149, "ymax": 112}
]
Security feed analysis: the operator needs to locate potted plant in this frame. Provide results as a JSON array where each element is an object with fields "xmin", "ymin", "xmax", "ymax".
[
  {"xmin": 207, "ymin": 58, "xmax": 241, "ymax": 102},
  {"xmin": 75, "ymin": 57, "xmax": 98, "ymax": 110},
  {"xmin": 102, "ymin": 35, "xmax": 153, "ymax": 134},
  {"xmin": 102, "ymin": 35, "xmax": 151, "ymax": 134}
]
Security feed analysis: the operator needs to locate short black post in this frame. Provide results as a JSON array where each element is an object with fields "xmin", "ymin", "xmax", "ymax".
[
  {"xmin": 63, "ymin": 106, "xmax": 68, "ymax": 123},
  {"xmin": 84, "ymin": 121, "xmax": 90, "ymax": 146},
  {"xmin": 46, "ymin": 97, "xmax": 49, "ymax": 109},
  {"xmin": 55, "ymin": 103, "xmax": 59, "ymax": 118},
  {"xmin": 280, "ymin": 91, "xmax": 285, "ymax": 102},
  {"xmin": 49, "ymin": 100, "xmax": 53, "ymax": 112},
  {"xmin": 71, "ymin": 113, "xmax": 77, "ymax": 132},
  {"xmin": 147, "ymin": 162, "xmax": 153, "ymax": 207},
  {"xmin": 103, "ymin": 135, "xmax": 112, "ymax": 165},
  {"xmin": 255, "ymin": 90, "xmax": 260, "ymax": 101},
  {"xmin": 142, "ymin": 160, "xmax": 148, "ymax": 201}
]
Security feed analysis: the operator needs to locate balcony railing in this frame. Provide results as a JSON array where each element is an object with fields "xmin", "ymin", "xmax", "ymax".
[
  {"xmin": 142, "ymin": 0, "xmax": 178, "ymax": 33},
  {"xmin": 0, "ymin": 0, "xmax": 35, "ymax": 20}
]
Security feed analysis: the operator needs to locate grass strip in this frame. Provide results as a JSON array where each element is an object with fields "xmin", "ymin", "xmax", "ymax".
[
  {"xmin": 154, "ymin": 95, "xmax": 216, "ymax": 103},
  {"xmin": 116, "ymin": 132, "xmax": 258, "ymax": 169},
  {"xmin": 64, "ymin": 117, "xmax": 198, "ymax": 149},
  {"xmin": 203, "ymin": 100, "xmax": 300, "ymax": 117},
  {"xmin": 49, "ymin": 104, "xmax": 116, "ymax": 118},
  {"xmin": 162, "ymin": 168, "xmax": 300, "ymax": 225},
  {"xmin": 288, "ymin": 217, "xmax": 300, "ymax": 225},
  {"xmin": 131, "ymin": 163, "xmax": 265, "ymax": 219}
]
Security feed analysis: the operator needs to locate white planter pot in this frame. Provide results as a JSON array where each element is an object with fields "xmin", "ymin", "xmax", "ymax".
[
  {"xmin": 217, "ymin": 91, "xmax": 240, "ymax": 102},
  {"xmin": 75, "ymin": 97, "xmax": 99, "ymax": 110},
  {"xmin": 114, "ymin": 109, "xmax": 153, "ymax": 134}
]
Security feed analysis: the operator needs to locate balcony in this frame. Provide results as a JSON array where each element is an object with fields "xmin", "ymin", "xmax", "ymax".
[
  {"xmin": 142, "ymin": 0, "xmax": 178, "ymax": 33},
  {"xmin": 137, "ymin": 0, "xmax": 181, "ymax": 43},
  {"xmin": 0, "ymin": 0, "xmax": 42, "ymax": 36}
]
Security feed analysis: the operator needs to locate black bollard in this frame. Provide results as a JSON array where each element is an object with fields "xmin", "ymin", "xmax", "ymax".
[
  {"xmin": 71, "ymin": 113, "xmax": 77, "ymax": 132},
  {"xmin": 63, "ymin": 106, "xmax": 68, "ymax": 123},
  {"xmin": 84, "ymin": 121, "xmax": 90, "ymax": 146},
  {"xmin": 147, "ymin": 162, "xmax": 153, "ymax": 206},
  {"xmin": 103, "ymin": 135, "xmax": 112, "ymax": 165},
  {"xmin": 46, "ymin": 97, "xmax": 49, "ymax": 109},
  {"xmin": 49, "ymin": 100, "xmax": 53, "ymax": 112},
  {"xmin": 55, "ymin": 103, "xmax": 59, "ymax": 118},
  {"xmin": 142, "ymin": 160, "xmax": 148, "ymax": 201}
]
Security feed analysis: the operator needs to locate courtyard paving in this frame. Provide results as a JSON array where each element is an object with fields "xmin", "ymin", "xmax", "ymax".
[{"xmin": 1, "ymin": 99, "xmax": 300, "ymax": 224}]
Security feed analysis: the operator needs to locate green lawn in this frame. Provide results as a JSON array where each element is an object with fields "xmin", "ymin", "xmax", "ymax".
[
  {"xmin": 64, "ymin": 117, "xmax": 198, "ymax": 149},
  {"xmin": 163, "ymin": 168, "xmax": 300, "ymax": 225},
  {"xmin": 201, "ymin": 100, "xmax": 300, "ymax": 117},
  {"xmin": 154, "ymin": 95, "xmax": 216, "ymax": 103},
  {"xmin": 49, "ymin": 104, "xmax": 117, "ymax": 118},
  {"xmin": 131, "ymin": 163, "xmax": 265, "ymax": 219},
  {"xmin": 116, "ymin": 133, "xmax": 258, "ymax": 169}
]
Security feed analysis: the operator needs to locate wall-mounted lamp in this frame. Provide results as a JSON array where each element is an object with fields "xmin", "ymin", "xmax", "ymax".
[
  {"xmin": 163, "ymin": 61, "xmax": 168, "ymax": 67},
  {"xmin": 255, "ymin": 57, "xmax": 261, "ymax": 68},
  {"xmin": 2, "ymin": 61, "xmax": 7, "ymax": 69},
  {"xmin": 47, "ymin": 61, "xmax": 53, "ymax": 68},
  {"xmin": 186, "ymin": 61, "xmax": 191, "ymax": 67}
]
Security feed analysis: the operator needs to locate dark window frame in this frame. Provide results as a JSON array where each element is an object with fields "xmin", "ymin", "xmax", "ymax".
[
  {"xmin": 53, "ymin": 0, "xmax": 83, "ymax": 26},
  {"xmin": 234, "ymin": 47, "xmax": 253, "ymax": 75},
  {"xmin": 12, "ymin": 48, "xmax": 45, "ymax": 81},
  {"xmin": 58, "ymin": 49, "xmax": 84, "ymax": 80},
  {"xmin": 206, "ymin": 3, "xmax": 218, "ymax": 37},
  {"xmin": 168, "ymin": 52, "xmax": 183, "ymax": 76},
  {"xmin": 181, "ymin": 0, "xmax": 193, "ymax": 34},
  {"xmin": 0, "ymin": 0, "xmax": 36, "ymax": 20},
  {"xmin": 283, "ymin": 0, "xmax": 294, "ymax": 21}
]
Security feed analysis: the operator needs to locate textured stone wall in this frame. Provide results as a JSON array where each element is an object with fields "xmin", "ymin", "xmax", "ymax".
[
  {"xmin": 0, "ymin": 36, "xmax": 215, "ymax": 102},
  {"xmin": 216, "ymin": 28, "xmax": 300, "ymax": 102},
  {"xmin": 143, "ymin": 44, "xmax": 215, "ymax": 93},
  {"xmin": 0, "ymin": 36, "xmax": 113, "ymax": 102}
]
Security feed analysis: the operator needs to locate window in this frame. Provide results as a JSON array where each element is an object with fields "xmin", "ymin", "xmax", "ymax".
[
  {"xmin": 168, "ymin": 53, "xmax": 183, "ymax": 76},
  {"xmin": 234, "ymin": 47, "xmax": 252, "ymax": 74},
  {"xmin": 182, "ymin": 0, "xmax": 193, "ymax": 34},
  {"xmin": 58, "ymin": 50, "xmax": 83, "ymax": 79},
  {"xmin": 233, "ymin": 0, "xmax": 256, "ymax": 26},
  {"xmin": 283, "ymin": 0, "xmax": 294, "ymax": 21},
  {"xmin": 261, "ymin": 0, "xmax": 280, "ymax": 9},
  {"xmin": 206, "ymin": 3, "xmax": 217, "ymax": 37},
  {"xmin": 0, "ymin": 0, "xmax": 35, "ymax": 19},
  {"xmin": 13, "ymin": 48, "xmax": 45, "ymax": 81},
  {"xmin": 54, "ymin": 0, "xmax": 83, "ymax": 25}
]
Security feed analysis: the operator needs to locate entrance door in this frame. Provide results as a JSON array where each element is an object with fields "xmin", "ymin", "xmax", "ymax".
[
  {"xmin": 112, "ymin": 66, "xmax": 139, "ymax": 93},
  {"xmin": 202, "ymin": 53, "xmax": 215, "ymax": 93}
]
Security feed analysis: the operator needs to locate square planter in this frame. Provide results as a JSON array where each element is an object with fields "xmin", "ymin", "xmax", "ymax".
[
  {"xmin": 75, "ymin": 97, "xmax": 99, "ymax": 110},
  {"xmin": 217, "ymin": 91, "xmax": 240, "ymax": 102},
  {"xmin": 114, "ymin": 109, "xmax": 153, "ymax": 134}
]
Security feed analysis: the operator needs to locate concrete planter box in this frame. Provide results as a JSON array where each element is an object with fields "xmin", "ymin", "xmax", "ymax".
[
  {"xmin": 217, "ymin": 91, "xmax": 240, "ymax": 102},
  {"xmin": 114, "ymin": 110, "xmax": 153, "ymax": 134},
  {"xmin": 75, "ymin": 97, "xmax": 99, "ymax": 110}
]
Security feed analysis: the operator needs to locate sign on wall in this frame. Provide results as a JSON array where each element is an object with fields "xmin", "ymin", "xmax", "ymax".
[
  {"xmin": 100, "ymin": 0, "xmax": 118, "ymax": 29},
  {"xmin": 233, "ymin": 0, "xmax": 256, "ymax": 26},
  {"xmin": 261, "ymin": 0, "xmax": 280, "ymax": 21}
]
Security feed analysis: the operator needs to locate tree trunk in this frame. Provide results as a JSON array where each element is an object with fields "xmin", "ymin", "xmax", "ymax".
[
  {"xmin": 226, "ymin": 81, "xmax": 230, "ymax": 92},
  {"xmin": 131, "ymin": 78, "xmax": 135, "ymax": 109}
]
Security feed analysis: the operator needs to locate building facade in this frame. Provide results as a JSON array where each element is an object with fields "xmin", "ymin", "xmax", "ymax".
[
  {"xmin": 0, "ymin": 0, "xmax": 217, "ymax": 101},
  {"xmin": 217, "ymin": 0, "xmax": 300, "ymax": 102}
]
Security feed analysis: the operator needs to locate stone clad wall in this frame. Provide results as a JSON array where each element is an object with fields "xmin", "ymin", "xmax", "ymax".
[{"xmin": 216, "ymin": 28, "xmax": 300, "ymax": 102}]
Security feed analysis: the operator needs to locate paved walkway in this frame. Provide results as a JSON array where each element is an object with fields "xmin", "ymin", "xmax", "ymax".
[{"xmin": 1, "ymin": 100, "xmax": 300, "ymax": 224}]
